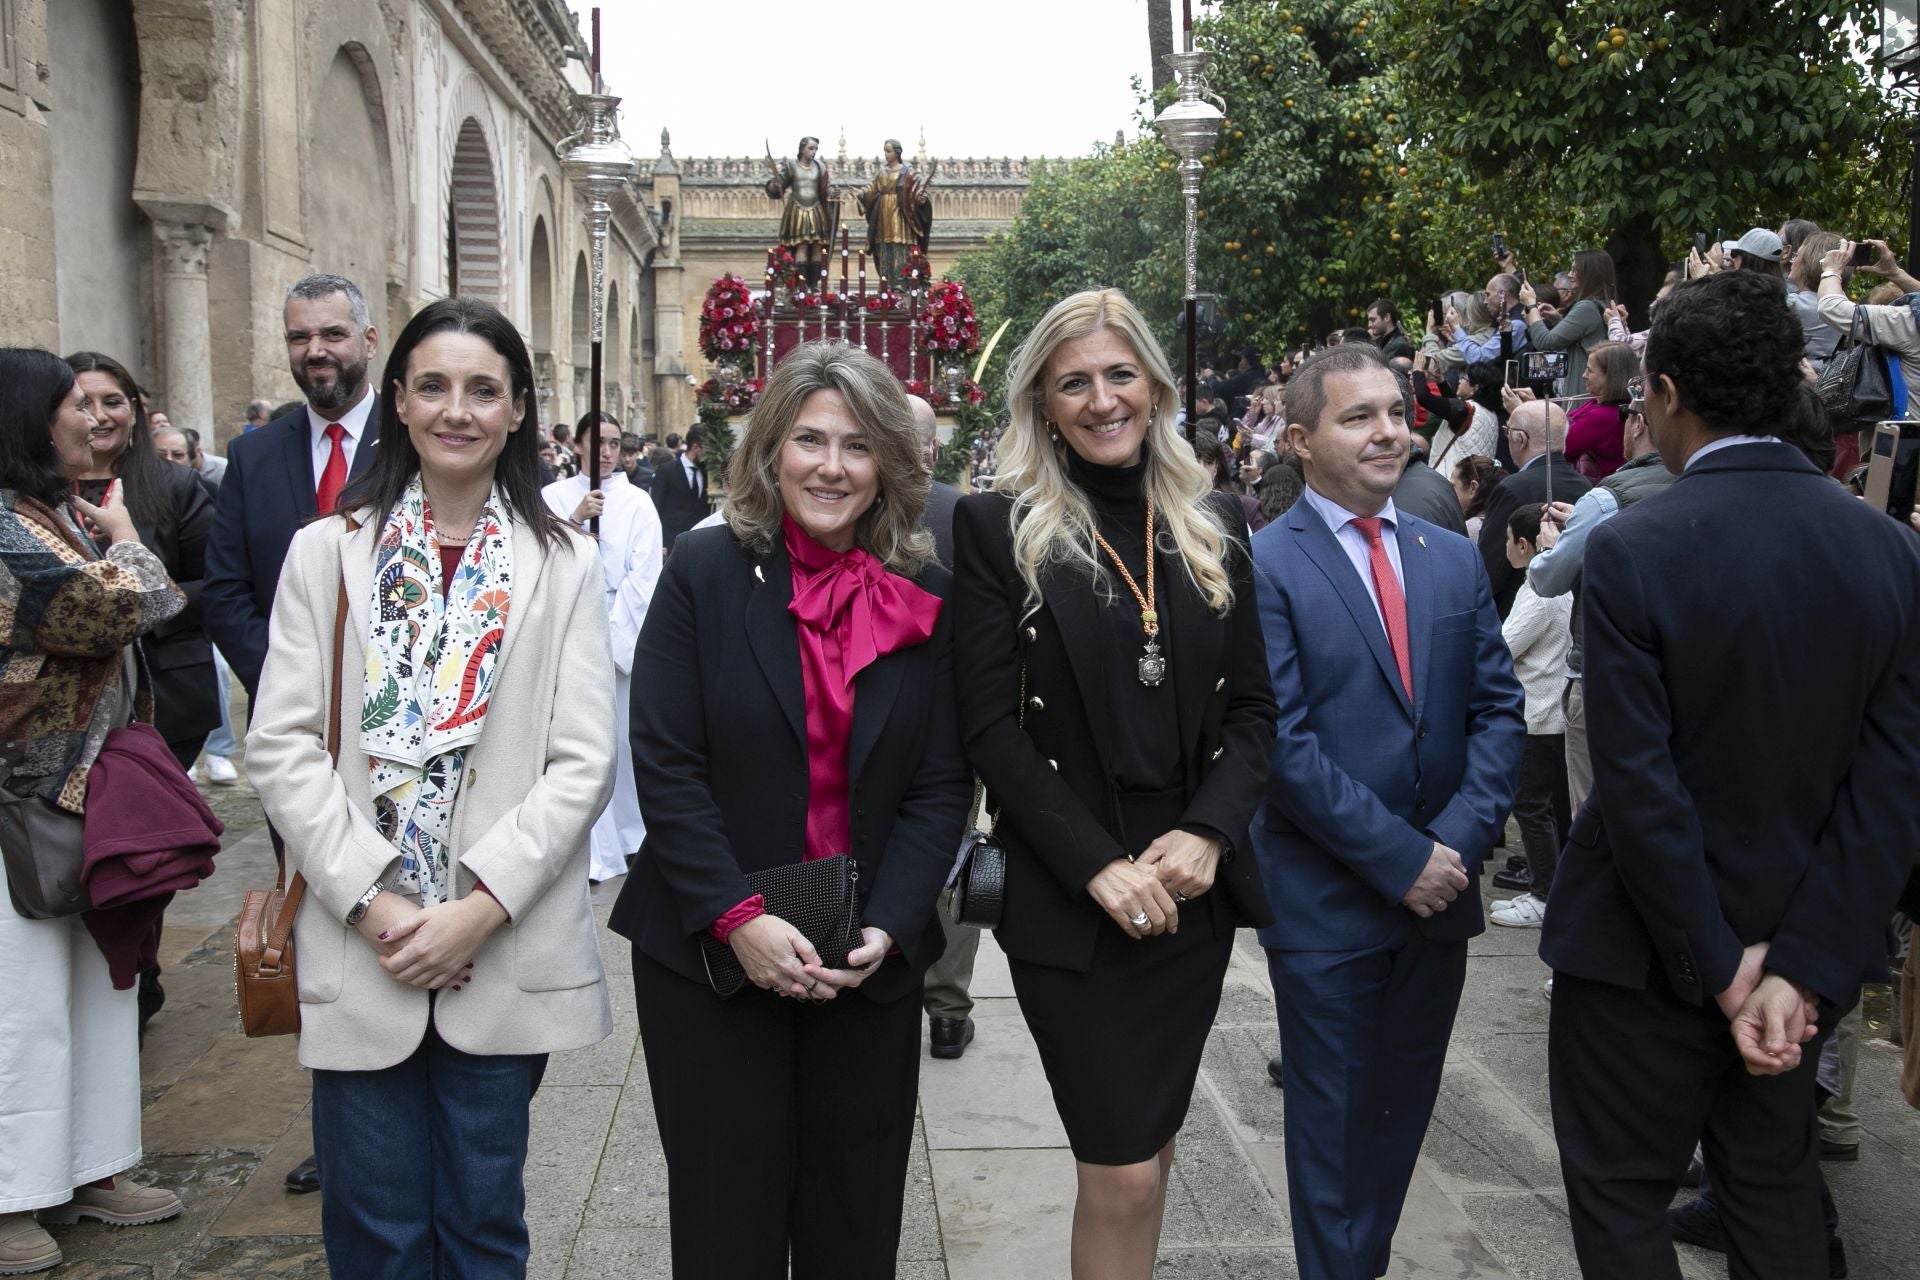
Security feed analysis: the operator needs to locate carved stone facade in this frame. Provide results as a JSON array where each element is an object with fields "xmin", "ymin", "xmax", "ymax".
[{"xmin": 0, "ymin": 0, "xmax": 668, "ymax": 449}]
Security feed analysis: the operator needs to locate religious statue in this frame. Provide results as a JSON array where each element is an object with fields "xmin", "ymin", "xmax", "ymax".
[
  {"xmin": 765, "ymin": 135, "xmax": 836, "ymax": 280},
  {"xmin": 858, "ymin": 138, "xmax": 933, "ymax": 284}
]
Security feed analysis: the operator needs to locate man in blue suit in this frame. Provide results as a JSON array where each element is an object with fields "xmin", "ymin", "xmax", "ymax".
[
  {"xmin": 202, "ymin": 272, "xmax": 381, "ymax": 1198},
  {"xmin": 1249, "ymin": 342, "xmax": 1525, "ymax": 1280},
  {"xmin": 204, "ymin": 273, "xmax": 381, "ymax": 700}
]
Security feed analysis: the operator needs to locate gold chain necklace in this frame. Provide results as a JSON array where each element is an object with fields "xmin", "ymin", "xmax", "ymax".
[{"xmin": 1089, "ymin": 491, "xmax": 1166, "ymax": 687}]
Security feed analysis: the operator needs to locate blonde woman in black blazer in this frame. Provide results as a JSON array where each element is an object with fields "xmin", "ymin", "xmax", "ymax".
[
  {"xmin": 952, "ymin": 289, "xmax": 1277, "ymax": 1279},
  {"xmin": 610, "ymin": 341, "xmax": 971, "ymax": 1278}
]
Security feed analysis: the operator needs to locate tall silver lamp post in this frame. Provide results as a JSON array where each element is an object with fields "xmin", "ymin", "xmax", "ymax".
[
  {"xmin": 1155, "ymin": 43, "xmax": 1224, "ymax": 441},
  {"xmin": 558, "ymin": 31, "xmax": 635, "ymax": 536}
]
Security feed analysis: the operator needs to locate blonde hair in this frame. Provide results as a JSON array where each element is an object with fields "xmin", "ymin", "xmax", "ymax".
[
  {"xmin": 994, "ymin": 288, "xmax": 1235, "ymax": 617},
  {"xmin": 725, "ymin": 340, "xmax": 935, "ymax": 575}
]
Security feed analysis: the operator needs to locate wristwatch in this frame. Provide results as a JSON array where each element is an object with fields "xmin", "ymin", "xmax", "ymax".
[{"xmin": 346, "ymin": 879, "xmax": 387, "ymax": 927}]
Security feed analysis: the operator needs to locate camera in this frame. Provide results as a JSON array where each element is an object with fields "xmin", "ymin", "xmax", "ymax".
[
  {"xmin": 1521, "ymin": 350, "xmax": 1567, "ymax": 385},
  {"xmin": 1863, "ymin": 421, "xmax": 1920, "ymax": 521}
]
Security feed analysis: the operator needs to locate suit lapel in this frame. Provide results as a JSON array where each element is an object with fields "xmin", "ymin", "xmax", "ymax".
[
  {"xmin": 848, "ymin": 639, "xmax": 906, "ymax": 785},
  {"xmin": 1396, "ymin": 518, "xmax": 1435, "ymax": 722},
  {"xmin": 1287, "ymin": 503, "xmax": 1411, "ymax": 717},
  {"xmin": 1040, "ymin": 563, "xmax": 1119, "ymax": 777},
  {"xmin": 1169, "ymin": 559, "xmax": 1222, "ymax": 758},
  {"xmin": 282, "ymin": 414, "xmax": 319, "ymax": 521},
  {"xmin": 745, "ymin": 538, "xmax": 807, "ymax": 748},
  {"xmin": 347, "ymin": 399, "xmax": 380, "ymax": 480}
]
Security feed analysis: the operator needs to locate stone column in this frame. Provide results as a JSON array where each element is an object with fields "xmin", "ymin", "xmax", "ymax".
[{"xmin": 148, "ymin": 217, "xmax": 218, "ymax": 436}]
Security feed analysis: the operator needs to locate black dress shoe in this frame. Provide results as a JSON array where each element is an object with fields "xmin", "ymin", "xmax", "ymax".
[
  {"xmin": 284, "ymin": 1154, "xmax": 321, "ymax": 1194},
  {"xmin": 1491, "ymin": 867, "xmax": 1532, "ymax": 892},
  {"xmin": 1819, "ymin": 1139, "xmax": 1859, "ymax": 1162},
  {"xmin": 1504, "ymin": 854, "xmax": 1526, "ymax": 872},
  {"xmin": 1267, "ymin": 1055, "xmax": 1284, "ymax": 1088},
  {"xmin": 929, "ymin": 1017, "xmax": 975, "ymax": 1060}
]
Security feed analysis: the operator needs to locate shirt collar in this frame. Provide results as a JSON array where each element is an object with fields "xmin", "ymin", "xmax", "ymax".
[
  {"xmin": 1685, "ymin": 434, "xmax": 1780, "ymax": 471},
  {"xmin": 1301, "ymin": 483, "xmax": 1397, "ymax": 536},
  {"xmin": 306, "ymin": 385, "xmax": 374, "ymax": 444}
]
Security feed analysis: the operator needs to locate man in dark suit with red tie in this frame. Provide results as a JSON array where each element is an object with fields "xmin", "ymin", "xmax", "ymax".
[
  {"xmin": 203, "ymin": 272, "xmax": 382, "ymax": 1197},
  {"xmin": 205, "ymin": 273, "xmax": 381, "ymax": 700}
]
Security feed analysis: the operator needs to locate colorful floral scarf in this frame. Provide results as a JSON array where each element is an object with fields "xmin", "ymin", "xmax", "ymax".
[{"xmin": 360, "ymin": 477, "xmax": 512, "ymax": 905}]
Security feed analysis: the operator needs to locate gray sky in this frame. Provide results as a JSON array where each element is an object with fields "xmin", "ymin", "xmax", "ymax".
[{"xmin": 596, "ymin": 0, "xmax": 1161, "ymax": 161}]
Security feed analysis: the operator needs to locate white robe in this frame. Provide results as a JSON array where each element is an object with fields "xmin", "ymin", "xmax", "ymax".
[{"xmin": 542, "ymin": 471, "xmax": 662, "ymax": 881}]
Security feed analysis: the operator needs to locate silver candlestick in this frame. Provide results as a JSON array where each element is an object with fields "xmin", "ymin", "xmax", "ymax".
[
  {"xmin": 1155, "ymin": 49, "xmax": 1224, "ymax": 437},
  {"xmin": 558, "ymin": 93, "xmax": 637, "ymax": 534}
]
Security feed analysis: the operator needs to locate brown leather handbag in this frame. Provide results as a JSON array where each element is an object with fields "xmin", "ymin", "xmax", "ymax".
[{"xmin": 235, "ymin": 535, "xmax": 353, "ymax": 1038}]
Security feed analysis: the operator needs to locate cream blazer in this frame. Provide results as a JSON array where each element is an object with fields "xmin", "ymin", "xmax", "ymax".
[{"xmin": 247, "ymin": 509, "xmax": 615, "ymax": 1071}]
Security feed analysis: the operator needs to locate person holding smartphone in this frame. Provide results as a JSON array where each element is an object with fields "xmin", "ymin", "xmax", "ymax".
[
  {"xmin": 1816, "ymin": 237, "xmax": 1920, "ymax": 367},
  {"xmin": 1519, "ymin": 251, "xmax": 1616, "ymax": 394}
]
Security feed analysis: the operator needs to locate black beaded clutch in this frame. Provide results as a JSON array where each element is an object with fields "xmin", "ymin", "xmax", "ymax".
[{"xmin": 700, "ymin": 853, "xmax": 863, "ymax": 998}]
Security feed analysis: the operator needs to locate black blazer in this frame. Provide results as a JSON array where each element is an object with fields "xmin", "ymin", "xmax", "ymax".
[
  {"xmin": 951, "ymin": 491, "xmax": 1278, "ymax": 973},
  {"xmin": 924, "ymin": 478, "xmax": 962, "ymax": 568},
  {"xmin": 1393, "ymin": 459, "xmax": 1469, "ymax": 537},
  {"xmin": 129, "ymin": 463, "xmax": 221, "ymax": 744},
  {"xmin": 1540, "ymin": 443, "xmax": 1920, "ymax": 1009},
  {"xmin": 1478, "ymin": 451, "xmax": 1589, "ymax": 615},
  {"xmin": 203, "ymin": 404, "xmax": 379, "ymax": 694},
  {"xmin": 607, "ymin": 525, "xmax": 972, "ymax": 1003},
  {"xmin": 650, "ymin": 455, "xmax": 709, "ymax": 550}
]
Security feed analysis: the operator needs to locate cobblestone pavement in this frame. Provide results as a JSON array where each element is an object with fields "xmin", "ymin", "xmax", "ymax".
[{"xmin": 50, "ymin": 782, "xmax": 1920, "ymax": 1278}]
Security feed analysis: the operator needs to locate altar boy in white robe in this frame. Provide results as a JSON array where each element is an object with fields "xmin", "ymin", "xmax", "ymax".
[{"xmin": 543, "ymin": 413, "xmax": 663, "ymax": 882}]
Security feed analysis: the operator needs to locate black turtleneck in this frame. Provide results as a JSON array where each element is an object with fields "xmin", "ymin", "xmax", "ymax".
[{"xmin": 1063, "ymin": 449, "xmax": 1182, "ymax": 794}]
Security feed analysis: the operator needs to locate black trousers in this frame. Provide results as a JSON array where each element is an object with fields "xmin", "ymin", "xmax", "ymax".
[
  {"xmin": 1549, "ymin": 972, "xmax": 1831, "ymax": 1280},
  {"xmin": 631, "ymin": 946, "xmax": 922, "ymax": 1280},
  {"xmin": 1513, "ymin": 732, "xmax": 1568, "ymax": 897}
]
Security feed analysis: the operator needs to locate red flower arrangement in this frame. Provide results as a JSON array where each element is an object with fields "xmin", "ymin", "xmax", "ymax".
[
  {"xmin": 923, "ymin": 281, "xmax": 981, "ymax": 354},
  {"xmin": 902, "ymin": 246, "xmax": 930, "ymax": 288},
  {"xmin": 695, "ymin": 376, "xmax": 763, "ymax": 414},
  {"xmin": 698, "ymin": 274, "xmax": 760, "ymax": 359},
  {"xmin": 866, "ymin": 287, "xmax": 902, "ymax": 313},
  {"xmin": 904, "ymin": 376, "xmax": 986, "ymax": 409}
]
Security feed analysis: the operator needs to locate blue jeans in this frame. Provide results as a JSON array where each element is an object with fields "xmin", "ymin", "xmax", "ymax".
[
  {"xmin": 311, "ymin": 1017, "xmax": 547, "ymax": 1279},
  {"xmin": 203, "ymin": 647, "xmax": 236, "ymax": 758}
]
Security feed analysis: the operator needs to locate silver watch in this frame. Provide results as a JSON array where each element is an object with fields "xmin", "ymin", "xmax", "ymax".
[{"xmin": 345, "ymin": 880, "xmax": 387, "ymax": 926}]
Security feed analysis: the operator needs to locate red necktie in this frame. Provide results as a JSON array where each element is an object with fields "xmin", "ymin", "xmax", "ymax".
[
  {"xmin": 1351, "ymin": 516, "xmax": 1413, "ymax": 699},
  {"xmin": 316, "ymin": 423, "xmax": 348, "ymax": 514}
]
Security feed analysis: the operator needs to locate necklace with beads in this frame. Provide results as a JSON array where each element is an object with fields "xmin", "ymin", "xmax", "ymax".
[{"xmin": 1089, "ymin": 491, "xmax": 1165, "ymax": 687}]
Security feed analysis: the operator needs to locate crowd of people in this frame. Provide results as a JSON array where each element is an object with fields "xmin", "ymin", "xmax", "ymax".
[{"xmin": 0, "ymin": 231, "xmax": 1917, "ymax": 1280}]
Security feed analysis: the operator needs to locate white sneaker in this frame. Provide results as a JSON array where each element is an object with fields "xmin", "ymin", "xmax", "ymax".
[
  {"xmin": 201, "ymin": 754, "xmax": 238, "ymax": 784},
  {"xmin": 1491, "ymin": 892, "xmax": 1546, "ymax": 928}
]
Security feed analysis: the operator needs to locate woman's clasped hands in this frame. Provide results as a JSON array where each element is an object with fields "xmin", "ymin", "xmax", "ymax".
[
  {"xmin": 353, "ymin": 890, "xmax": 508, "ymax": 992},
  {"xmin": 1087, "ymin": 830, "xmax": 1223, "ymax": 940},
  {"xmin": 728, "ymin": 914, "xmax": 892, "ymax": 1001}
]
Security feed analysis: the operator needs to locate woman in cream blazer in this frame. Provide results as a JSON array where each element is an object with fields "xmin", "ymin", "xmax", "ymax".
[{"xmin": 247, "ymin": 297, "xmax": 614, "ymax": 1279}]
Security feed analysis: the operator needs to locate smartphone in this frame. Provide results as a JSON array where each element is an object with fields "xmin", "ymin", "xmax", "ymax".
[
  {"xmin": 1863, "ymin": 421, "xmax": 1920, "ymax": 521},
  {"xmin": 1492, "ymin": 233, "xmax": 1509, "ymax": 260},
  {"xmin": 1693, "ymin": 232, "xmax": 1709, "ymax": 256},
  {"xmin": 1521, "ymin": 350, "xmax": 1567, "ymax": 384},
  {"xmin": 1432, "ymin": 296, "xmax": 1446, "ymax": 326},
  {"xmin": 1503, "ymin": 359, "xmax": 1520, "ymax": 387},
  {"xmin": 1851, "ymin": 241, "xmax": 1881, "ymax": 267}
]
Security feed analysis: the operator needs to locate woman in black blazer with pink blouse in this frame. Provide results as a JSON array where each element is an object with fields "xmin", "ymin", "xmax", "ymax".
[{"xmin": 609, "ymin": 342, "xmax": 970, "ymax": 1279}]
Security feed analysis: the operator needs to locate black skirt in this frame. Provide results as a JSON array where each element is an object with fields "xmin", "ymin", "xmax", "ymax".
[{"xmin": 1007, "ymin": 790, "xmax": 1236, "ymax": 1166}]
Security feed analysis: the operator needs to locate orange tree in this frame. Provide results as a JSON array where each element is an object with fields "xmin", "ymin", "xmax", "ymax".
[{"xmin": 1387, "ymin": 0, "xmax": 1913, "ymax": 314}]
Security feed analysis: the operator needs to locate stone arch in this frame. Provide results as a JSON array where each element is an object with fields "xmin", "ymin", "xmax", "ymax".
[
  {"xmin": 447, "ymin": 118, "xmax": 503, "ymax": 302},
  {"xmin": 307, "ymin": 44, "xmax": 397, "ymax": 337},
  {"xmin": 570, "ymin": 253, "xmax": 590, "ymax": 415},
  {"xmin": 528, "ymin": 216, "xmax": 555, "ymax": 415},
  {"xmin": 607, "ymin": 282, "xmax": 623, "ymax": 418}
]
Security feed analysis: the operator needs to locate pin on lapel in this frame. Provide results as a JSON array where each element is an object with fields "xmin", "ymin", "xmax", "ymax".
[
  {"xmin": 753, "ymin": 564, "xmax": 765, "ymax": 583},
  {"xmin": 1417, "ymin": 535, "xmax": 1427, "ymax": 548}
]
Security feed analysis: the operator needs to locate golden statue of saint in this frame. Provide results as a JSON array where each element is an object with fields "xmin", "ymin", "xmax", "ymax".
[
  {"xmin": 766, "ymin": 136, "xmax": 836, "ymax": 278},
  {"xmin": 858, "ymin": 139, "xmax": 933, "ymax": 284}
]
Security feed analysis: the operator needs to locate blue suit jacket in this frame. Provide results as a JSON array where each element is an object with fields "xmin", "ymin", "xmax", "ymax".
[
  {"xmin": 1249, "ymin": 499, "xmax": 1525, "ymax": 952},
  {"xmin": 203, "ymin": 403, "xmax": 379, "ymax": 694}
]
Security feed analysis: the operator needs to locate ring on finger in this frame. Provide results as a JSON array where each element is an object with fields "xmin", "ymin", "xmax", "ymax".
[
  {"xmin": 1173, "ymin": 891, "xmax": 1189, "ymax": 903},
  {"xmin": 1129, "ymin": 911, "xmax": 1150, "ymax": 928}
]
